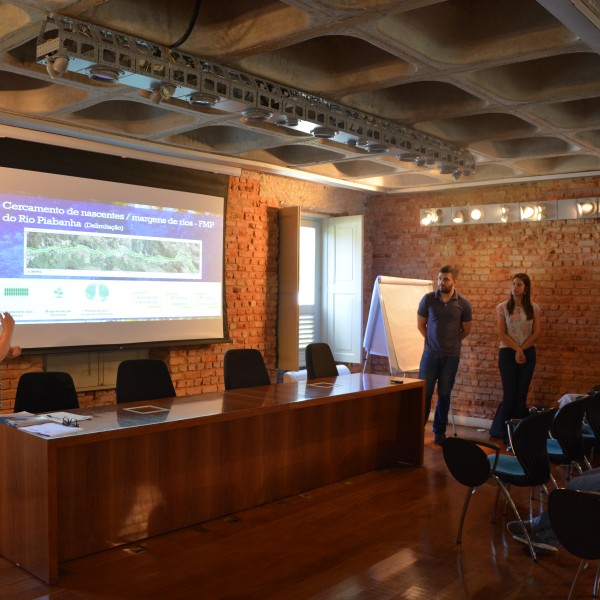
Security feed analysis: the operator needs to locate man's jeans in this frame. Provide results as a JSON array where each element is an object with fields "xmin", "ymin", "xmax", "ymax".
[{"xmin": 419, "ymin": 351, "xmax": 460, "ymax": 436}]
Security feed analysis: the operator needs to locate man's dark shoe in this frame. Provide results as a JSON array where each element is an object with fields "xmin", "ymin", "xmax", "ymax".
[{"xmin": 434, "ymin": 434, "xmax": 447, "ymax": 446}]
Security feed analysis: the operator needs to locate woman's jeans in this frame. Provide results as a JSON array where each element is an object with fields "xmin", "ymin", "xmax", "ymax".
[
  {"xmin": 498, "ymin": 346, "xmax": 537, "ymax": 433},
  {"xmin": 419, "ymin": 351, "xmax": 460, "ymax": 436}
]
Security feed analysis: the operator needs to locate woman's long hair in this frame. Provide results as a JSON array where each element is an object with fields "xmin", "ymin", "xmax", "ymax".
[{"xmin": 507, "ymin": 273, "xmax": 534, "ymax": 319}]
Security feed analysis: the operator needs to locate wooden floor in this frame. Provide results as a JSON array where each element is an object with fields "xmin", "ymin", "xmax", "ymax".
[{"xmin": 2, "ymin": 426, "xmax": 596, "ymax": 599}]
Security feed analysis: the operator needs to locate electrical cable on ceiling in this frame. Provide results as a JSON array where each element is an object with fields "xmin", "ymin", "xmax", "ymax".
[{"xmin": 169, "ymin": 0, "xmax": 202, "ymax": 49}]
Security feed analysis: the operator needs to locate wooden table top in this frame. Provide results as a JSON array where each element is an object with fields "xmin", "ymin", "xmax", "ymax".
[{"xmin": 8, "ymin": 373, "xmax": 423, "ymax": 443}]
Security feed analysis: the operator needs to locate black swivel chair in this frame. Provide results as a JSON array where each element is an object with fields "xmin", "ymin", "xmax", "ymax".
[
  {"xmin": 14, "ymin": 371, "xmax": 79, "ymax": 413},
  {"xmin": 489, "ymin": 407, "xmax": 558, "ymax": 561},
  {"xmin": 585, "ymin": 391, "xmax": 600, "ymax": 450},
  {"xmin": 442, "ymin": 437, "xmax": 500, "ymax": 544},
  {"xmin": 116, "ymin": 359, "xmax": 176, "ymax": 404},
  {"xmin": 548, "ymin": 488, "xmax": 600, "ymax": 600},
  {"xmin": 305, "ymin": 342, "xmax": 338, "ymax": 380},
  {"xmin": 223, "ymin": 349, "xmax": 270, "ymax": 390},
  {"xmin": 547, "ymin": 396, "xmax": 593, "ymax": 477}
]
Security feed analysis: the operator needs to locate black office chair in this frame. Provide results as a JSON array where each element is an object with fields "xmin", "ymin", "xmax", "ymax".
[
  {"xmin": 488, "ymin": 407, "xmax": 558, "ymax": 561},
  {"xmin": 14, "ymin": 371, "xmax": 79, "ymax": 413},
  {"xmin": 547, "ymin": 396, "xmax": 593, "ymax": 477},
  {"xmin": 305, "ymin": 342, "xmax": 338, "ymax": 380},
  {"xmin": 586, "ymin": 392, "xmax": 600, "ymax": 449},
  {"xmin": 223, "ymin": 349, "xmax": 270, "ymax": 390},
  {"xmin": 116, "ymin": 359, "xmax": 176, "ymax": 404},
  {"xmin": 442, "ymin": 437, "xmax": 500, "ymax": 544},
  {"xmin": 548, "ymin": 488, "xmax": 600, "ymax": 600}
]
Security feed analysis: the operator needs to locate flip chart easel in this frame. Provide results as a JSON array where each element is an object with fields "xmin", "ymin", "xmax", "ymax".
[{"xmin": 362, "ymin": 276, "xmax": 433, "ymax": 375}]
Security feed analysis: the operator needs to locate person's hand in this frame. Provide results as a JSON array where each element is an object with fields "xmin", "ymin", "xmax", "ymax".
[
  {"xmin": 7, "ymin": 346, "xmax": 21, "ymax": 359},
  {"xmin": 515, "ymin": 349, "xmax": 526, "ymax": 364},
  {"xmin": 0, "ymin": 312, "xmax": 15, "ymax": 335}
]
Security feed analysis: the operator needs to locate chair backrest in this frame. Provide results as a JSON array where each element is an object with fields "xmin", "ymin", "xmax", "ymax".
[
  {"xmin": 14, "ymin": 371, "xmax": 79, "ymax": 413},
  {"xmin": 223, "ymin": 349, "xmax": 270, "ymax": 390},
  {"xmin": 305, "ymin": 342, "xmax": 338, "ymax": 380},
  {"xmin": 551, "ymin": 395, "xmax": 589, "ymax": 463},
  {"xmin": 116, "ymin": 359, "xmax": 176, "ymax": 404},
  {"xmin": 548, "ymin": 488, "xmax": 600, "ymax": 560},
  {"xmin": 585, "ymin": 391, "xmax": 600, "ymax": 445},
  {"xmin": 442, "ymin": 437, "xmax": 497, "ymax": 488},
  {"xmin": 511, "ymin": 407, "xmax": 556, "ymax": 486}
]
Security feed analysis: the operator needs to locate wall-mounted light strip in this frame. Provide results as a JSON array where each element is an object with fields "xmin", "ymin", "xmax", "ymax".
[{"xmin": 420, "ymin": 198, "xmax": 599, "ymax": 226}]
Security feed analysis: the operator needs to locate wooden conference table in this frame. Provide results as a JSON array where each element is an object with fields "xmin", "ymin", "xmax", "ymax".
[{"xmin": 0, "ymin": 372, "xmax": 424, "ymax": 583}]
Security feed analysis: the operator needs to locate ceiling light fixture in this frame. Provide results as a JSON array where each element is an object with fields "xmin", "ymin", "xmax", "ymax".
[
  {"xmin": 34, "ymin": 14, "xmax": 475, "ymax": 176},
  {"xmin": 188, "ymin": 92, "xmax": 220, "ymax": 107},
  {"xmin": 576, "ymin": 199, "xmax": 597, "ymax": 217},
  {"xmin": 45, "ymin": 56, "xmax": 69, "ymax": 79},
  {"xmin": 242, "ymin": 107, "xmax": 275, "ymax": 121},
  {"xmin": 311, "ymin": 126, "xmax": 338, "ymax": 139},
  {"xmin": 88, "ymin": 65, "xmax": 122, "ymax": 83},
  {"xmin": 149, "ymin": 84, "xmax": 176, "ymax": 104}
]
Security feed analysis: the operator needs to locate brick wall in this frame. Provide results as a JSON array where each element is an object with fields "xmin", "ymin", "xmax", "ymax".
[{"xmin": 364, "ymin": 177, "xmax": 600, "ymax": 421}]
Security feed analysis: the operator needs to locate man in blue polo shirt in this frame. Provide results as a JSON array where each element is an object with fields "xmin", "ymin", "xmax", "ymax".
[{"xmin": 417, "ymin": 265, "xmax": 472, "ymax": 445}]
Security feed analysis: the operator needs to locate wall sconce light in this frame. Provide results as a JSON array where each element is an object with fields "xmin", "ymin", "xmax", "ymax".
[
  {"xmin": 577, "ymin": 199, "xmax": 597, "ymax": 217},
  {"xmin": 469, "ymin": 207, "xmax": 484, "ymax": 221},
  {"xmin": 520, "ymin": 204, "xmax": 544, "ymax": 221},
  {"xmin": 452, "ymin": 209, "xmax": 466, "ymax": 224},
  {"xmin": 421, "ymin": 209, "xmax": 442, "ymax": 226}
]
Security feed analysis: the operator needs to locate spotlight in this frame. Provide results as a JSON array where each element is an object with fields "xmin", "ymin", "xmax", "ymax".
[
  {"xmin": 469, "ymin": 207, "xmax": 483, "ymax": 221},
  {"xmin": 452, "ymin": 170, "xmax": 462, "ymax": 181},
  {"xmin": 520, "ymin": 204, "xmax": 544, "ymax": 221},
  {"xmin": 188, "ymin": 92, "xmax": 220, "ymax": 107},
  {"xmin": 452, "ymin": 209, "xmax": 466, "ymax": 224},
  {"xmin": 242, "ymin": 107, "xmax": 275, "ymax": 121},
  {"xmin": 397, "ymin": 152, "xmax": 418, "ymax": 162},
  {"xmin": 46, "ymin": 56, "xmax": 69, "ymax": 79},
  {"xmin": 414, "ymin": 157, "xmax": 427, "ymax": 167},
  {"xmin": 421, "ymin": 209, "xmax": 442, "ymax": 226},
  {"xmin": 576, "ymin": 199, "xmax": 597, "ymax": 217},
  {"xmin": 149, "ymin": 84, "xmax": 176, "ymax": 104},
  {"xmin": 88, "ymin": 66, "xmax": 122, "ymax": 83},
  {"xmin": 310, "ymin": 126, "xmax": 338, "ymax": 139}
]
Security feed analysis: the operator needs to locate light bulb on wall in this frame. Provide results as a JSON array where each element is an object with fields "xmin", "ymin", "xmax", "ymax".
[
  {"xmin": 452, "ymin": 209, "xmax": 466, "ymax": 224},
  {"xmin": 421, "ymin": 209, "xmax": 441, "ymax": 226},
  {"xmin": 577, "ymin": 199, "xmax": 597, "ymax": 217},
  {"xmin": 521, "ymin": 204, "xmax": 544, "ymax": 221},
  {"xmin": 470, "ymin": 207, "xmax": 483, "ymax": 221}
]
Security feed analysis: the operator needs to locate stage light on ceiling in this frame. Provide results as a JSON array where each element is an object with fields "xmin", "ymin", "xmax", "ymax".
[
  {"xmin": 188, "ymin": 92, "xmax": 220, "ymax": 107},
  {"xmin": 242, "ymin": 107, "xmax": 274, "ymax": 121},
  {"xmin": 46, "ymin": 56, "xmax": 69, "ymax": 79},
  {"xmin": 88, "ymin": 66, "xmax": 122, "ymax": 83},
  {"xmin": 311, "ymin": 126, "xmax": 338, "ymax": 139},
  {"xmin": 149, "ymin": 84, "xmax": 176, "ymax": 104},
  {"xmin": 577, "ymin": 199, "xmax": 597, "ymax": 217}
]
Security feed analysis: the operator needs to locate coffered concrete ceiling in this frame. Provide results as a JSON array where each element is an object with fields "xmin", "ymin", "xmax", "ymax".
[{"xmin": 3, "ymin": 0, "xmax": 600, "ymax": 193}]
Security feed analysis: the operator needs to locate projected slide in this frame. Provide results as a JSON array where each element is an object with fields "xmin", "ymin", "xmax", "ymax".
[{"xmin": 0, "ymin": 166, "xmax": 226, "ymax": 349}]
